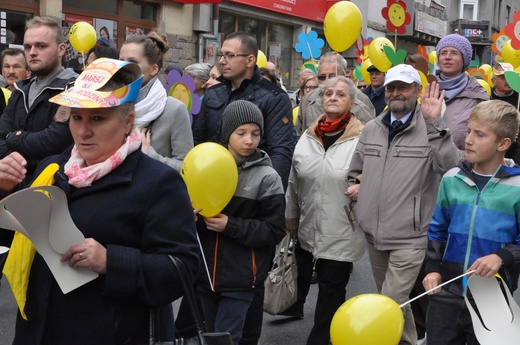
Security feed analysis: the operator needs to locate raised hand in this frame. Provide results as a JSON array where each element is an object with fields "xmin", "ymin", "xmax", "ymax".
[{"xmin": 420, "ymin": 81, "xmax": 445, "ymax": 121}]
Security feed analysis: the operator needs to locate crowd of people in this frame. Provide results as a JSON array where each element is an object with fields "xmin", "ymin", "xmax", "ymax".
[{"xmin": 0, "ymin": 16, "xmax": 519, "ymax": 345}]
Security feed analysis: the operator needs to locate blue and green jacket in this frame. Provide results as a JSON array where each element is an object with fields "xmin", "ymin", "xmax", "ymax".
[{"xmin": 425, "ymin": 159, "xmax": 520, "ymax": 296}]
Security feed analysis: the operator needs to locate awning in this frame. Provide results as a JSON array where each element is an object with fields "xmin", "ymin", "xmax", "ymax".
[
  {"xmin": 229, "ymin": 0, "xmax": 340, "ymax": 23},
  {"xmin": 172, "ymin": 0, "xmax": 221, "ymax": 3}
]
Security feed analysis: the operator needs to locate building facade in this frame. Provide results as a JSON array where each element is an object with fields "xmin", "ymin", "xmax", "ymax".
[{"xmin": 2, "ymin": 0, "xmax": 520, "ymax": 88}]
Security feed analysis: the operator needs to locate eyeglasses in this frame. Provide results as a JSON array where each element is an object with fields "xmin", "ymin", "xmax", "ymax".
[
  {"xmin": 217, "ymin": 52, "xmax": 250, "ymax": 61},
  {"xmin": 439, "ymin": 50, "xmax": 461, "ymax": 58},
  {"xmin": 304, "ymin": 85, "xmax": 318, "ymax": 91},
  {"xmin": 317, "ymin": 73, "xmax": 337, "ymax": 81},
  {"xmin": 357, "ymin": 85, "xmax": 366, "ymax": 90},
  {"xmin": 385, "ymin": 84, "xmax": 414, "ymax": 93}
]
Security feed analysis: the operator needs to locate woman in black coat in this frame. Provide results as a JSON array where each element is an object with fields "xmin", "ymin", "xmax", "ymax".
[{"xmin": 0, "ymin": 58, "xmax": 199, "ymax": 345}]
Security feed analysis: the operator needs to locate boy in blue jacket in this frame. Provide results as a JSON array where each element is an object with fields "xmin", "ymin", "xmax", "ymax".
[
  {"xmin": 423, "ymin": 100, "xmax": 520, "ymax": 345},
  {"xmin": 196, "ymin": 100, "xmax": 286, "ymax": 345}
]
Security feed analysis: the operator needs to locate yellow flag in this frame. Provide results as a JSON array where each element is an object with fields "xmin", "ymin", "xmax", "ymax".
[{"xmin": 2, "ymin": 163, "xmax": 59, "ymax": 320}]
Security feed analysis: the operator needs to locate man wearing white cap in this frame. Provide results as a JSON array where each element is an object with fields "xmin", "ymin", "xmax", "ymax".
[{"xmin": 347, "ymin": 64, "xmax": 460, "ymax": 345}]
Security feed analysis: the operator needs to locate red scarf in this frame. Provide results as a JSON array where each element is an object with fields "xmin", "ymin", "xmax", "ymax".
[{"xmin": 314, "ymin": 112, "xmax": 352, "ymax": 144}]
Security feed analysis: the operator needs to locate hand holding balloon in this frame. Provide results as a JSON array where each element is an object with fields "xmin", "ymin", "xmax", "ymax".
[{"xmin": 204, "ymin": 213, "xmax": 229, "ymax": 233}]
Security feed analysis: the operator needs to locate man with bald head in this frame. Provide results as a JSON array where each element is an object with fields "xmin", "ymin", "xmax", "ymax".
[{"xmin": 296, "ymin": 52, "xmax": 375, "ymax": 137}]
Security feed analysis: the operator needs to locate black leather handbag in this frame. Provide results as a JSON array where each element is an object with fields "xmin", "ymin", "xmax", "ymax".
[{"xmin": 149, "ymin": 255, "xmax": 233, "ymax": 345}]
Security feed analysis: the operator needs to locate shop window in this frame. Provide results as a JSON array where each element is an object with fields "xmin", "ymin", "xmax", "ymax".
[
  {"xmin": 237, "ymin": 18, "xmax": 266, "ymax": 51},
  {"xmin": 64, "ymin": 0, "xmax": 118, "ymax": 15},
  {"xmin": 123, "ymin": 0, "xmax": 157, "ymax": 21},
  {"xmin": 219, "ymin": 13, "xmax": 295, "ymax": 87},
  {"xmin": 0, "ymin": 9, "xmax": 32, "ymax": 51},
  {"xmin": 61, "ymin": 14, "xmax": 119, "ymax": 73},
  {"xmin": 220, "ymin": 13, "xmax": 236, "ymax": 37},
  {"xmin": 267, "ymin": 23, "xmax": 292, "ymax": 87}
]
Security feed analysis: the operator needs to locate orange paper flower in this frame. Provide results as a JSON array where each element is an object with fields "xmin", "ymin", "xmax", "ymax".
[
  {"xmin": 492, "ymin": 28, "xmax": 510, "ymax": 55},
  {"xmin": 504, "ymin": 10, "xmax": 520, "ymax": 49}
]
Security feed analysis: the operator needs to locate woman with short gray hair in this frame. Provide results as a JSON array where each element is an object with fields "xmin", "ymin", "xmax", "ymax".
[{"xmin": 184, "ymin": 63, "xmax": 211, "ymax": 97}]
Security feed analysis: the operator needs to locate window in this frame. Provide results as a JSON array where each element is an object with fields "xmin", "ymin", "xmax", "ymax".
[
  {"xmin": 0, "ymin": 9, "xmax": 33, "ymax": 51},
  {"xmin": 507, "ymin": 5, "xmax": 511, "ymax": 23},
  {"xmin": 494, "ymin": 0, "xmax": 502, "ymax": 28},
  {"xmin": 64, "ymin": 0, "xmax": 118, "ymax": 15},
  {"xmin": 123, "ymin": 0, "xmax": 157, "ymax": 21},
  {"xmin": 460, "ymin": 0, "xmax": 478, "ymax": 20},
  {"xmin": 219, "ymin": 12, "xmax": 294, "ymax": 87}
]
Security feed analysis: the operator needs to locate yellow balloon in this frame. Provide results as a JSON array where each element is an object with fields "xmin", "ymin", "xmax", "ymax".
[
  {"xmin": 360, "ymin": 58, "xmax": 372, "ymax": 85},
  {"xmin": 330, "ymin": 294, "xmax": 404, "ymax": 345},
  {"xmin": 368, "ymin": 37, "xmax": 394, "ymax": 72},
  {"xmin": 501, "ymin": 40, "xmax": 520, "ymax": 68},
  {"xmin": 324, "ymin": 1, "xmax": 362, "ymax": 52},
  {"xmin": 181, "ymin": 143, "xmax": 238, "ymax": 217},
  {"xmin": 418, "ymin": 70, "xmax": 428, "ymax": 95},
  {"xmin": 257, "ymin": 50, "xmax": 268, "ymax": 68},
  {"xmin": 68, "ymin": 22, "xmax": 97, "ymax": 53},
  {"xmin": 479, "ymin": 64, "xmax": 492, "ymax": 76},
  {"xmin": 292, "ymin": 106, "xmax": 299, "ymax": 125},
  {"xmin": 301, "ymin": 60, "xmax": 318, "ymax": 74},
  {"xmin": 477, "ymin": 78, "xmax": 491, "ymax": 97},
  {"xmin": 428, "ymin": 51, "xmax": 438, "ymax": 65}
]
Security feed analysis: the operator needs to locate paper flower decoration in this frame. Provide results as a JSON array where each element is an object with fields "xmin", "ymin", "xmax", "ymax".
[
  {"xmin": 356, "ymin": 36, "xmax": 373, "ymax": 65},
  {"xmin": 504, "ymin": 10, "xmax": 520, "ymax": 49},
  {"xmin": 417, "ymin": 45, "xmax": 428, "ymax": 60},
  {"xmin": 381, "ymin": 0, "xmax": 411, "ymax": 34},
  {"xmin": 295, "ymin": 31, "xmax": 324, "ymax": 60},
  {"xmin": 492, "ymin": 28, "xmax": 510, "ymax": 55},
  {"xmin": 165, "ymin": 70, "xmax": 201, "ymax": 123}
]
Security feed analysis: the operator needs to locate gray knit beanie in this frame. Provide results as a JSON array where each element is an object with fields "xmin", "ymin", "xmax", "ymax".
[
  {"xmin": 436, "ymin": 34, "xmax": 473, "ymax": 70},
  {"xmin": 222, "ymin": 100, "xmax": 264, "ymax": 144}
]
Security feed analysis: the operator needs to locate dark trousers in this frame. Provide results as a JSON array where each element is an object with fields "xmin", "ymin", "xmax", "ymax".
[
  {"xmin": 238, "ymin": 287, "xmax": 264, "ymax": 345},
  {"xmin": 295, "ymin": 242, "xmax": 314, "ymax": 308},
  {"xmin": 426, "ymin": 290, "xmax": 480, "ymax": 345},
  {"xmin": 306, "ymin": 258, "xmax": 353, "ymax": 345},
  {"xmin": 198, "ymin": 290, "xmax": 255, "ymax": 345}
]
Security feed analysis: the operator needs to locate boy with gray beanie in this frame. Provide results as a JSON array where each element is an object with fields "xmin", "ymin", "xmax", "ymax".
[{"xmin": 195, "ymin": 100, "xmax": 286, "ymax": 345}]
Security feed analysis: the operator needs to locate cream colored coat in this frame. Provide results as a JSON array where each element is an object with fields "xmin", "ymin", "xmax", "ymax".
[{"xmin": 286, "ymin": 115, "xmax": 366, "ymax": 262}]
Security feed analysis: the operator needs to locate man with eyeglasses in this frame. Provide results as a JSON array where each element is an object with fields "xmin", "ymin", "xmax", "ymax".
[
  {"xmin": 193, "ymin": 31, "xmax": 294, "ymax": 192},
  {"xmin": 434, "ymin": 33, "xmax": 488, "ymax": 151},
  {"xmin": 347, "ymin": 64, "xmax": 460, "ymax": 345},
  {"xmin": 289, "ymin": 68, "xmax": 315, "ymax": 108},
  {"xmin": 362, "ymin": 64, "xmax": 386, "ymax": 115},
  {"xmin": 295, "ymin": 52, "xmax": 375, "ymax": 137}
]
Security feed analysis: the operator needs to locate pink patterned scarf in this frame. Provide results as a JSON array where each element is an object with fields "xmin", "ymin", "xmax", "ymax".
[{"xmin": 64, "ymin": 129, "xmax": 142, "ymax": 188}]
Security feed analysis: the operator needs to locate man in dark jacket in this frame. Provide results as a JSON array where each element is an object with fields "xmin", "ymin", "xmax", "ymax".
[
  {"xmin": 192, "ymin": 31, "xmax": 294, "ymax": 190},
  {"xmin": 0, "ymin": 17, "xmax": 76, "ymax": 250},
  {"xmin": 363, "ymin": 64, "xmax": 387, "ymax": 115},
  {"xmin": 491, "ymin": 62, "xmax": 519, "ymax": 109}
]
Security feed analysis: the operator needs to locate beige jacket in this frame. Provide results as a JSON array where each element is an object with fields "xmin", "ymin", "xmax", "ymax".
[
  {"xmin": 348, "ymin": 105, "xmax": 461, "ymax": 250},
  {"xmin": 286, "ymin": 115, "xmax": 366, "ymax": 262}
]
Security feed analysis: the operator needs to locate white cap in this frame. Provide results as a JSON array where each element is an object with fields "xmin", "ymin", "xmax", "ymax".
[{"xmin": 383, "ymin": 64, "xmax": 422, "ymax": 87}]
